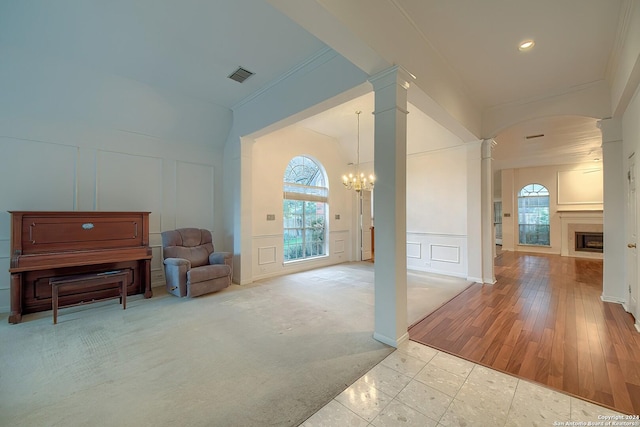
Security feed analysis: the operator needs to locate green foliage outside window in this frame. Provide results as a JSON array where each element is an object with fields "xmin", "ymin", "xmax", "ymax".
[
  {"xmin": 283, "ymin": 156, "xmax": 328, "ymax": 261},
  {"xmin": 518, "ymin": 184, "xmax": 550, "ymax": 246}
]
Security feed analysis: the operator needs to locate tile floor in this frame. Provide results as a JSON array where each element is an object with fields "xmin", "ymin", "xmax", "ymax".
[{"xmin": 301, "ymin": 341, "xmax": 631, "ymax": 427}]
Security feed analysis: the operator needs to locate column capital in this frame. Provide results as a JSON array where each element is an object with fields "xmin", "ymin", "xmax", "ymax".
[
  {"xmin": 369, "ymin": 65, "xmax": 415, "ymax": 91},
  {"xmin": 597, "ymin": 117, "xmax": 622, "ymax": 144},
  {"xmin": 481, "ymin": 139, "xmax": 497, "ymax": 159}
]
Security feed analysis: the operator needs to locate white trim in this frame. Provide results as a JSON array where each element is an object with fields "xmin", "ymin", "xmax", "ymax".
[
  {"xmin": 429, "ymin": 244, "xmax": 460, "ymax": 264},
  {"xmin": 373, "ymin": 331, "xmax": 409, "ymax": 348},
  {"xmin": 406, "ymin": 242, "xmax": 422, "ymax": 259},
  {"xmin": 253, "ymin": 233, "xmax": 284, "ymax": 239},
  {"xmin": 559, "ymin": 211, "xmax": 604, "ymax": 257},
  {"xmin": 408, "ymin": 265, "xmax": 469, "ymax": 279},
  {"xmin": 258, "ymin": 246, "xmax": 277, "ymax": 265},
  {"xmin": 600, "ymin": 294, "xmax": 626, "ymax": 304},
  {"xmin": 557, "ymin": 169, "xmax": 603, "ymax": 205},
  {"xmin": 406, "ymin": 231, "xmax": 467, "ymax": 238},
  {"xmin": 232, "ymin": 47, "xmax": 335, "ymax": 110}
]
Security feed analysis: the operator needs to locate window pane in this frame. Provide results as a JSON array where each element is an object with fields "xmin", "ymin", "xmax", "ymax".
[
  {"xmin": 283, "ymin": 156, "xmax": 328, "ymax": 262},
  {"xmin": 283, "ymin": 199, "xmax": 327, "ymax": 261},
  {"xmin": 517, "ymin": 184, "xmax": 550, "ymax": 246}
]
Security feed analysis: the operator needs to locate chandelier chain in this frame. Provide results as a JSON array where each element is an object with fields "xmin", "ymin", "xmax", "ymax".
[{"xmin": 342, "ymin": 111, "xmax": 375, "ymax": 192}]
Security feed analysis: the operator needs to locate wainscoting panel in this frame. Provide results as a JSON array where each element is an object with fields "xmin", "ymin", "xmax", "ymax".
[
  {"xmin": 150, "ymin": 246, "xmax": 165, "ymax": 287},
  {"xmin": 0, "ymin": 238, "xmax": 10, "ymax": 263},
  {"xmin": 176, "ymin": 161, "xmax": 214, "ymax": 230},
  {"xmin": 407, "ymin": 242, "xmax": 422, "ymax": 259},
  {"xmin": 252, "ymin": 234, "xmax": 282, "ymax": 279},
  {"xmin": 430, "ymin": 244, "xmax": 460, "ymax": 263},
  {"xmin": 96, "ymin": 150, "xmax": 163, "ymax": 232},
  {"xmin": 0, "ymin": 254, "xmax": 8, "ymax": 312},
  {"xmin": 148, "ymin": 231, "xmax": 166, "ymax": 288},
  {"xmin": 0, "ymin": 137, "xmax": 78, "ymax": 226},
  {"xmin": 406, "ymin": 232, "xmax": 468, "ymax": 278},
  {"xmin": 259, "ymin": 246, "xmax": 277, "ymax": 265},
  {"xmin": 330, "ymin": 230, "xmax": 350, "ymax": 263}
]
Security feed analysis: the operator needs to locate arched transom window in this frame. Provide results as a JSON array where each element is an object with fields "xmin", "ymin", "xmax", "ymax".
[
  {"xmin": 283, "ymin": 156, "xmax": 328, "ymax": 261},
  {"xmin": 518, "ymin": 183, "xmax": 550, "ymax": 246}
]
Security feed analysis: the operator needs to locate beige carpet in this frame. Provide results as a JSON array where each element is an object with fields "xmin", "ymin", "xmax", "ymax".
[{"xmin": 0, "ymin": 262, "xmax": 471, "ymax": 427}]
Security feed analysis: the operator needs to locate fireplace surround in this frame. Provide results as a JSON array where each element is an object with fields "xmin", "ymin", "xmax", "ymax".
[{"xmin": 559, "ymin": 211, "xmax": 603, "ymax": 259}]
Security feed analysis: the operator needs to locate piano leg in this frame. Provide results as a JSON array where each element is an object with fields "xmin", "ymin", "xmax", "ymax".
[
  {"xmin": 9, "ymin": 273, "xmax": 23, "ymax": 324},
  {"xmin": 143, "ymin": 259, "xmax": 153, "ymax": 298}
]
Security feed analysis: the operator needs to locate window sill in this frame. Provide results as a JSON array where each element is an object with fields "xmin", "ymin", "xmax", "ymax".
[{"xmin": 283, "ymin": 255, "xmax": 329, "ymax": 265}]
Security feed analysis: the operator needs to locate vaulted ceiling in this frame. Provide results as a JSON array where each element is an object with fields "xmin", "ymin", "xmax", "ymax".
[{"xmin": 2, "ymin": 0, "xmax": 632, "ymax": 169}]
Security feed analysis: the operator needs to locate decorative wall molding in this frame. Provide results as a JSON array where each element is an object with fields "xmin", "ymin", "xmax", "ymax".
[
  {"xmin": 258, "ymin": 246, "xmax": 277, "ymax": 265},
  {"xmin": 253, "ymin": 233, "xmax": 284, "ymax": 240},
  {"xmin": 406, "ymin": 231, "xmax": 467, "ymax": 238},
  {"xmin": 406, "ymin": 232, "xmax": 467, "ymax": 277},
  {"xmin": 430, "ymin": 244, "xmax": 460, "ymax": 264},
  {"xmin": 407, "ymin": 242, "xmax": 422, "ymax": 259},
  {"xmin": 557, "ymin": 169, "xmax": 603, "ymax": 205}
]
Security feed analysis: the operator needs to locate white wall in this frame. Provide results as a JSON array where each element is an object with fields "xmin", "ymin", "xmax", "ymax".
[
  {"xmin": 500, "ymin": 162, "xmax": 603, "ymax": 254},
  {"xmin": 0, "ymin": 49, "xmax": 230, "ymax": 313},
  {"xmin": 406, "ymin": 145, "xmax": 469, "ymax": 278},
  {"xmin": 250, "ymin": 127, "xmax": 353, "ymax": 280}
]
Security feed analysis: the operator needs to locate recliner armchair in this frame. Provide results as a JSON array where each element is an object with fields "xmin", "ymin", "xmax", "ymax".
[{"xmin": 161, "ymin": 228, "xmax": 233, "ymax": 297}]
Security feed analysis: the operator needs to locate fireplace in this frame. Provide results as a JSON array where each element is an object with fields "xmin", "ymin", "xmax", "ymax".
[
  {"xmin": 575, "ymin": 231, "xmax": 603, "ymax": 253},
  {"xmin": 559, "ymin": 211, "xmax": 603, "ymax": 258}
]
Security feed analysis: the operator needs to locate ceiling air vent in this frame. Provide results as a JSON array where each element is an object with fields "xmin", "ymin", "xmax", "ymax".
[
  {"xmin": 228, "ymin": 67, "xmax": 254, "ymax": 83},
  {"xmin": 525, "ymin": 133, "xmax": 545, "ymax": 140}
]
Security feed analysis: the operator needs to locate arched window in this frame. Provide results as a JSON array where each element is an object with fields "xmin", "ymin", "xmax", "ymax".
[
  {"xmin": 283, "ymin": 156, "xmax": 328, "ymax": 261},
  {"xmin": 518, "ymin": 183, "xmax": 550, "ymax": 246}
]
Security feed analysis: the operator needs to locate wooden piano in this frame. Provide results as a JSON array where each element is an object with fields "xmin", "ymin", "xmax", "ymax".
[{"xmin": 8, "ymin": 211, "xmax": 153, "ymax": 324}]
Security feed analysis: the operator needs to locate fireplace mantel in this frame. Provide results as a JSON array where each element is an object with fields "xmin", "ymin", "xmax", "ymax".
[{"xmin": 559, "ymin": 211, "xmax": 603, "ymax": 258}]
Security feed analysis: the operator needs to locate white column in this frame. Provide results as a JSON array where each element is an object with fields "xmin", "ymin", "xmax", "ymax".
[
  {"xmin": 239, "ymin": 137, "xmax": 254, "ymax": 285},
  {"xmin": 481, "ymin": 139, "xmax": 496, "ymax": 284},
  {"xmin": 598, "ymin": 118, "xmax": 625, "ymax": 303},
  {"xmin": 466, "ymin": 141, "xmax": 483, "ymax": 283},
  {"xmin": 369, "ymin": 66, "xmax": 411, "ymax": 348}
]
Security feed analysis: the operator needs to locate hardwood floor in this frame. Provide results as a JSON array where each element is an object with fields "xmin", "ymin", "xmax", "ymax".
[{"xmin": 409, "ymin": 251, "xmax": 640, "ymax": 415}]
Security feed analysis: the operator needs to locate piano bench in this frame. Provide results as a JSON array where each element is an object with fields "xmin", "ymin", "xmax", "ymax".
[{"xmin": 49, "ymin": 271, "xmax": 129, "ymax": 325}]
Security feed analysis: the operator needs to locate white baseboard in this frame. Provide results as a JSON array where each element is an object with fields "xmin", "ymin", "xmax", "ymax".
[
  {"xmin": 467, "ymin": 276, "xmax": 483, "ymax": 283},
  {"xmin": 600, "ymin": 294, "xmax": 626, "ymax": 305},
  {"xmin": 407, "ymin": 264, "xmax": 468, "ymax": 280},
  {"xmin": 373, "ymin": 331, "xmax": 409, "ymax": 348}
]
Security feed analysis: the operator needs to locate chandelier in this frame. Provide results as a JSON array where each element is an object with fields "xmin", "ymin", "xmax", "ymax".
[{"xmin": 342, "ymin": 111, "xmax": 375, "ymax": 192}]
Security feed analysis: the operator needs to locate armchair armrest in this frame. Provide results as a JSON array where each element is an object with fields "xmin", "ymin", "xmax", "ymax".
[
  {"xmin": 163, "ymin": 257, "xmax": 190, "ymax": 297},
  {"xmin": 209, "ymin": 252, "xmax": 232, "ymax": 266},
  {"xmin": 209, "ymin": 252, "xmax": 233, "ymax": 282},
  {"xmin": 164, "ymin": 257, "xmax": 191, "ymax": 268}
]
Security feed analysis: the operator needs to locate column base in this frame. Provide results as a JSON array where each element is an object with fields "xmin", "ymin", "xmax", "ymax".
[{"xmin": 373, "ymin": 331, "xmax": 409, "ymax": 348}]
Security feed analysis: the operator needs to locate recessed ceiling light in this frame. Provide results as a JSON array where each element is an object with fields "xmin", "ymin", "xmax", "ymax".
[{"xmin": 519, "ymin": 40, "xmax": 535, "ymax": 51}]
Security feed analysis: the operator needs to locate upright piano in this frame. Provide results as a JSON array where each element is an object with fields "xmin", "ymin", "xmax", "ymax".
[{"xmin": 8, "ymin": 211, "xmax": 153, "ymax": 324}]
